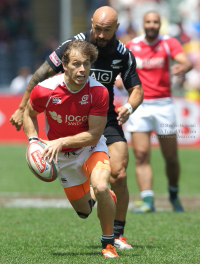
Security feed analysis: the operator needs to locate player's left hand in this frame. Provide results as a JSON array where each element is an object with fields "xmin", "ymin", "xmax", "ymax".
[
  {"xmin": 171, "ymin": 64, "xmax": 186, "ymax": 77},
  {"xmin": 116, "ymin": 106, "xmax": 130, "ymax": 125},
  {"xmin": 10, "ymin": 108, "xmax": 24, "ymax": 131},
  {"xmin": 39, "ymin": 138, "xmax": 63, "ymax": 164}
]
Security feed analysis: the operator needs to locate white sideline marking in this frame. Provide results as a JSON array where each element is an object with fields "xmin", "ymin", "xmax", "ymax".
[
  {"xmin": 5, "ymin": 198, "xmax": 72, "ymax": 208},
  {"xmin": 3, "ymin": 198, "xmax": 167, "ymax": 211}
]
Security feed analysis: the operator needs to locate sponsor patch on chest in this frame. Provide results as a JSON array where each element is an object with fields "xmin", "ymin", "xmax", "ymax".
[
  {"xmin": 136, "ymin": 57, "xmax": 165, "ymax": 69},
  {"xmin": 90, "ymin": 69, "xmax": 113, "ymax": 84}
]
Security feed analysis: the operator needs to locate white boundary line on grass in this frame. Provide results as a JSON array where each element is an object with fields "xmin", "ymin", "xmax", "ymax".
[
  {"xmin": 2, "ymin": 197, "xmax": 168, "ymax": 211},
  {"xmin": 4, "ymin": 198, "xmax": 136, "ymax": 209},
  {"xmin": 3, "ymin": 193, "xmax": 200, "ymax": 211}
]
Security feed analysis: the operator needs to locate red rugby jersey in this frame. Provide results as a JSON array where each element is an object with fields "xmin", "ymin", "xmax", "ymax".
[
  {"xmin": 126, "ymin": 34, "xmax": 183, "ymax": 99},
  {"xmin": 30, "ymin": 74, "xmax": 109, "ymax": 152}
]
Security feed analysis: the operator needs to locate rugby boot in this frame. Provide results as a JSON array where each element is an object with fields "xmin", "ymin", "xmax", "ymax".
[
  {"xmin": 134, "ymin": 201, "xmax": 155, "ymax": 213},
  {"xmin": 170, "ymin": 197, "xmax": 184, "ymax": 212},
  {"xmin": 102, "ymin": 244, "xmax": 119, "ymax": 258},
  {"xmin": 114, "ymin": 237, "xmax": 133, "ymax": 249}
]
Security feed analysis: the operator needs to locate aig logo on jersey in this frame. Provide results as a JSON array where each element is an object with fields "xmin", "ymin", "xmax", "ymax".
[
  {"xmin": 90, "ymin": 69, "xmax": 112, "ymax": 84},
  {"xmin": 79, "ymin": 95, "xmax": 89, "ymax": 105}
]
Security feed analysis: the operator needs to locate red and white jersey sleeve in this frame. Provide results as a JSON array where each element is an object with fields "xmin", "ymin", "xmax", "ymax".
[
  {"xmin": 126, "ymin": 34, "xmax": 183, "ymax": 99},
  {"xmin": 30, "ymin": 74, "xmax": 109, "ymax": 152},
  {"xmin": 30, "ymin": 82, "xmax": 56, "ymax": 113}
]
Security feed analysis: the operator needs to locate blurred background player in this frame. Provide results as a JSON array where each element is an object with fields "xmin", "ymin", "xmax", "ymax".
[
  {"xmin": 125, "ymin": 11, "xmax": 193, "ymax": 212},
  {"xmin": 10, "ymin": 6, "xmax": 143, "ymax": 248},
  {"xmin": 23, "ymin": 40, "xmax": 119, "ymax": 258},
  {"xmin": 9, "ymin": 66, "xmax": 32, "ymax": 94}
]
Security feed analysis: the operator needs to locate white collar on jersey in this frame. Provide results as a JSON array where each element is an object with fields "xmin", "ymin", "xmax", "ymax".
[
  {"xmin": 143, "ymin": 34, "xmax": 161, "ymax": 46},
  {"xmin": 63, "ymin": 76, "xmax": 89, "ymax": 94}
]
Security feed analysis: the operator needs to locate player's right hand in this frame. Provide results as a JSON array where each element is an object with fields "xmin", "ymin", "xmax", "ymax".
[
  {"xmin": 10, "ymin": 108, "xmax": 24, "ymax": 131},
  {"xmin": 171, "ymin": 64, "xmax": 186, "ymax": 77},
  {"xmin": 40, "ymin": 138, "xmax": 63, "ymax": 164},
  {"xmin": 116, "ymin": 106, "xmax": 130, "ymax": 125}
]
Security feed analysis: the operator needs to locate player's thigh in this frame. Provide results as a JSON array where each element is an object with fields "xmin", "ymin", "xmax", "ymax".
[
  {"xmin": 126, "ymin": 103, "xmax": 154, "ymax": 133},
  {"xmin": 132, "ymin": 132, "xmax": 151, "ymax": 164},
  {"xmin": 158, "ymin": 135, "xmax": 178, "ymax": 161},
  {"xmin": 84, "ymin": 151, "xmax": 111, "ymax": 189},
  {"xmin": 154, "ymin": 99, "xmax": 176, "ymax": 135},
  {"xmin": 108, "ymin": 141, "xmax": 128, "ymax": 178},
  {"xmin": 64, "ymin": 182, "xmax": 92, "ymax": 214}
]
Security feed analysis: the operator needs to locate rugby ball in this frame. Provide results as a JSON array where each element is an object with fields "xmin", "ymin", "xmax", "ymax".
[{"xmin": 26, "ymin": 140, "xmax": 58, "ymax": 182}]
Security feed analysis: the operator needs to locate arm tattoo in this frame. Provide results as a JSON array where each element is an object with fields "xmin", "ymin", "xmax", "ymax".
[{"xmin": 26, "ymin": 61, "xmax": 57, "ymax": 93}]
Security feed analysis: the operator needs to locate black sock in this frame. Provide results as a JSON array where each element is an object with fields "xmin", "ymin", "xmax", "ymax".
[
  {"xmin": 101, "ymin": 234, "xmax": 114, "ymax": 249},
  {"xmin": 114, "ymin": 220, "xmax": 126, "ymax": 239},
  {"xmin": 169, "ymin": 185, "xmax": 178, "ymax": 200}
]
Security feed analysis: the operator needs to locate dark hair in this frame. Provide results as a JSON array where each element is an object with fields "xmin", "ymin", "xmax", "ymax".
[{"xmin": 62, "ymin": 40, "xmax": 98, "ymax": 65}]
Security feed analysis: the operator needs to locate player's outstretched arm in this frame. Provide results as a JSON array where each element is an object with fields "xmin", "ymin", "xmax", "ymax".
[
  {"xmin": 171, "ymin": 52, "xmax": 193, "ymax": 77},
  {"xmin": 23, "ymin": 100, "xmax": 40, "ymax": 139},
  {"xmin": 117, "ymin": 84, "xmax": 143, "ymax": 125},
  {"xmin": 10, "ymin": 61, "xmax": 57, "ymax": 131},
  {"xmin": 40, "ymin": 115, "xmax": 107, "ymax": 163}
]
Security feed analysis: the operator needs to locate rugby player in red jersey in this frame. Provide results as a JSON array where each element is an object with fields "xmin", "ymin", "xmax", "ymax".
[
  {"xmin": 126, "ymin": 11, "xmax": 192, "ymax": 212},
  {"xmin": 11, "ymin": 6, "xmax": 143, "ymax": 249},
  {"xmin": 23, "ymin": 40, "xmax": 119, "ymax": 258}
]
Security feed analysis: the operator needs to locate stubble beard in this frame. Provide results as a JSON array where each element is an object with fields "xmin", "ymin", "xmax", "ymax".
[
  {"xmin": 89, "ymin": 31, "xmax": 116, "ymax": 57},
  {"xmin": 145, "ymin": 28, "xmax": 159, "ymax": 41}
]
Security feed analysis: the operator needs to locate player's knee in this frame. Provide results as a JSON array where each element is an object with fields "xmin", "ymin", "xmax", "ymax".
[
  {"xmin": 76, "ymin": 212, "xmax": 89, "ymax": 219},
  {"xmin": 76, "ymin": 210, "xmax": 91, "ymax": 219},
  {"xmin": 93, "ymin": 182, "xmax": 108, "ymax": 197},
  {"xmin": 110, "ymin": 168, "xmax": 127, "ymax": 189},
  {"xmin": 111, "ymin": 164, "xmax": 126, "ymax": 180},
  {"xmin": 135, "ymin": 150, "xmax": 149, "ymax": 165}
]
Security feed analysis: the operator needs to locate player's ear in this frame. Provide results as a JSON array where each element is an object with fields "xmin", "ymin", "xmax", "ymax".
[
  {"xmin": 116, "ymin": 22, "xmax": 120, "ymax": 31},
  {"xmin": 62, "ymin": 62, "xmax": 67, "ymax": 71},
  {"xmin": 115, "ymin": 23, "xmax": 120, "ymax": 34}
]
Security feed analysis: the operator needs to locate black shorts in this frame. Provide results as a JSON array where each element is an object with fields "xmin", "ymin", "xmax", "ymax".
[{"xmin": 103, "ymin": 110, "xmax": 127, "ymax": 146}]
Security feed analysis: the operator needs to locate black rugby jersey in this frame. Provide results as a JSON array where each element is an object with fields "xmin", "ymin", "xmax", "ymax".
[{"xmin": 47, "ymin": 30, "xmax": 141, "ymax": 114}]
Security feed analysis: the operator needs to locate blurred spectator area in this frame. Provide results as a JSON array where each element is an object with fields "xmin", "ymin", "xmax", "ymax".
[
  {"xmin": 107, "ymin": 0, "xmax": 200, "ymax": 99},
  {"xmin": 0, "ymin": 0, "xmax": 90, "ymax": 89},
  {"xmin": 0, "ymin": 0, "xmax": 199, "ymax": 98},
  {"xmin": 0, "ymin": 0, "xmax": 35, "ymax": 87}
]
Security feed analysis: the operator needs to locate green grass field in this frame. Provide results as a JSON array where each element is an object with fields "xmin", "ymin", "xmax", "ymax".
[{"xmin": 0, "ymin": 145, "xmax": 200, "ymax": 263}]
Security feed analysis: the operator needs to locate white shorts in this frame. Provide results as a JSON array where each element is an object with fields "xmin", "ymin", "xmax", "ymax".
[
  {"xmin": 57, "ymin": 135, "xmax": 108, "ymax": 188},
  {"xmin": 126, "ymin": 97, "xmax": 177, "ymax": 135}
]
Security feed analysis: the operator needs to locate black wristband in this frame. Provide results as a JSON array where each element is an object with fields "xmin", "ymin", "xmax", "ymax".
[{"xmin": 29, "ymin": 137, "xmax": 38, "ymax": 142}]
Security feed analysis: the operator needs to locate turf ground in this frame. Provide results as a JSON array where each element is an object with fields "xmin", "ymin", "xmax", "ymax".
[{"xmin": 0, "ymin": 145, "xmax": 200, "ymax": 263}]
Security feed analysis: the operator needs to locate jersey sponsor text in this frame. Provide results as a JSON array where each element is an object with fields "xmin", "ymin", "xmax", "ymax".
[
  {"xmin": 136, "ymin": 57, "xmax": 165, "ymax": 69},
  {"xmin": 90, "ymin": 69, "xmax": 113, "ymax": 84},
  {"xmin": 49, "ymin": 51, "xmax": 62, "ymax": 67},
  {"xmin": 65, "ymin": 115, "xmax": 88, "ymax": 125}
]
